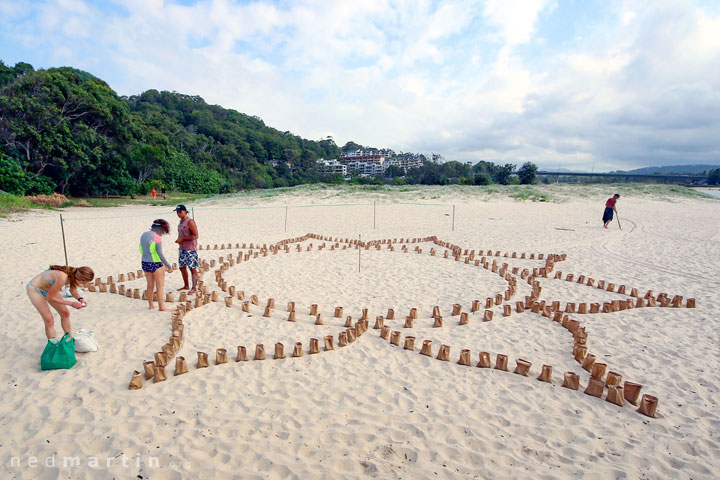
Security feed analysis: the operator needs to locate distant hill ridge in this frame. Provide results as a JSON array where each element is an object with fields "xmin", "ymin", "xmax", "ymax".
[{"xmin": 609, "ymin": 165, "xmax": 719, "ymax": 175}]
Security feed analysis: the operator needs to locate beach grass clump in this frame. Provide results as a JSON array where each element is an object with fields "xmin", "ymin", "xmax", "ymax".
[
  {"xmin": 0, "ymin": 193, "xmax": 54, "ymax": 217},
  {"xmin": 25, "ymin": 193, "xmax": 69, "ymax": 207}
]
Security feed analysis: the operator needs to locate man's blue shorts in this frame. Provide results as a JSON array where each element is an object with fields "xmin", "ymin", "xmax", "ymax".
[{"xmin": 179, "ymin": 249, "xmax": 199, "ymax": 269}]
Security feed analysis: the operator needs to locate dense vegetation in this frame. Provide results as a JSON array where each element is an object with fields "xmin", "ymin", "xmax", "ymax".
[{"xmin": 1, "ymin": 60, "xmax": 536, "ymax": 197}]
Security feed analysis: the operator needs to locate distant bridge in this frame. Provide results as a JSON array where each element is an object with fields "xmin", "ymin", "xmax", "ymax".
[{"xmin": 536, "ymin": 171, "xmax": 707, "ymax": 185}]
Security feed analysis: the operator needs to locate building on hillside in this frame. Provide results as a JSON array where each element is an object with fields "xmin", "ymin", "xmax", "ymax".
[
  {"xmin": 384, "ymin": 154, "xmax": 425, "ymax": 172},
  {"xmin": 269, "ymin": 159, "xmax": 297, "ymax": 172},
  {"xmin": 342, "ymin": 149, "xmax": 390, "ymax": 161},
  {"xmin": 317, "ymin": 158, "xmax": 347, "ymax": 176},
  {"xmin": 346, "ymin": 160, "xmax": 385, "ymax": 177}
]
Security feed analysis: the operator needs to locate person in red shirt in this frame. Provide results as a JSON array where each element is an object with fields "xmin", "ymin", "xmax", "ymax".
[{"xmin": 603, "ymin": 194, "xmax": 620, "ymax": 228}]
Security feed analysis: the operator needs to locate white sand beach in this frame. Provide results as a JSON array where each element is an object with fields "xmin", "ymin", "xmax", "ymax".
[{"xmin": 1, "ymin": 185, "xmax": 719, "ymax": 479}]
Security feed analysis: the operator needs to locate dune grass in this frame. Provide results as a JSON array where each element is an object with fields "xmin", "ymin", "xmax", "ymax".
[{"xmin": 2, "ymin": 183, "xmax": 714, "ymax": 219}]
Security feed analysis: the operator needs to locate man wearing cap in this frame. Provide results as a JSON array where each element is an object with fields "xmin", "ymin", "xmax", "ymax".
[
  {"xmin": 174, "ymin": 205, "xmax": 200, "ymax": 294},
  {"xmin": 603, "ymin": 194, "xmax": 620, "ymax": 229}
]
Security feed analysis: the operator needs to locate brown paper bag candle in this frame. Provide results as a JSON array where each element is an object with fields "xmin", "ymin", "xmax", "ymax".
[
  {"xmin": 309, "ymin": 338, "xmax": 320, "ymax": 354},
  {"xmin": 584, "ymin": 378, "xmax": 604, "ymax": 397},
  {"xmin": 623, "ymin": 381, "xmax": 643, "ymax": 405},
  {"xmin": 225, "ymin": 297, "xmax": 233, "ymax": 308},
  {"xmin": 591, "ymin": 362, "xmax": 607, "ymax": 381},
  {"xmin": 129, "ymin": 370, "xmax": 143, "ymax": 390},
  {"xmin": 197, "ymin": 351, "xmax": 209, "ymax": 368},
  {"xmin": 605, "ymin": 371, "xmax": 622, "ymax": 387},
  {"xmin": 474, "ymin": 351, "xmax": 490, "ymax": 368},
  {"xmin": 154, "ymin": 352, "xmax": 168, "ymax": 367},
  {"xmin": 433, "ymin": 316, "xmax": 443, "ymax": 328},
  {"xmin": 315, "ymin": 314, "xmax": 324, "ymax": 325},
  {"xmin": 346, "ymin": 328, "xmax": 357, "ymax": 343},
  {"xmin": 274, "ymin": 343, "xmax": 285, "ymax": 359},
  {"xmin": 324, "ymin": 336, "xmax": 334, "ymax": 351},
  {"xmin": 494, "ymin": 354, "xmax": 508, "ymax": 371},
  {"xmin": 390, "ymin": 331, "xmax": 401, "ymax": 346},
  {"xmin": 338, "ymin": 332, "xmax": 348, "ymax": 347},
  {"xmin": 175, "ymin": 356, "xmax": 188, "ymax": 375},
  {"xmin": 216, "ymin": 348, "xmax": 228, "ymax": 364},
  {"xmin": 404, "ymin": 336, "xmax": 415, "ymax": 350},
  {"xmin": 309, "ymin": 304, "xmax": 318, "ymax": 315},
  {"xmin": 606, "ymin": 385, "xmax": 624, "ymax": 407},
  {"xmin": 436, "ymin": 344, "xmax": 450, "ymax": 361},
  {"xmin": 151, "ymin": 365, "xmax": 166, "ymax": 383},
  {"xmin": 637, "ymin": 394, "xmax": 658, "ymax": 417},
  {"xmin": 254, "ymin": 344, "xmax": 266, "ymax": 360},
  {"xmin": 458, "ymin": 349, "xmax": 471, "ymax": 366},
  {"xmin": 143, "ymin": 360, "xmax": 156, "ymax": 380},
  {"xmin": 562, "ymin": 372, "xmax": 580, "ymax": 390},
  {"xmin": 236, "ymin": 346, "xmax": 248, "ymax": 362},
  {"xmin": 581, "ymin": 354, "xmax": 596, "ymax": 372},
  {"xmin": 162, "ymin": 342, "xmax": 176, "ymax": 360},
  {"xmin": 420, "ymin": 340, "xmax": 433, "ymax": 356},
  {"xmin": 459, "ymin": 312, "xmax": 469, "ymax": 325},
  {"xmin": 483, "ymin": 310, "xmax": 493, "ymax": 322},
  {"xmin": 374, "ymin": 316, "xmax": 384, "ymax": 329},
  {"xmin": 537, "ymin": 365, "xmax": 552, "ymax": 383},
  {"xmin": 513, "ymin": 358, "xmax": 531, "ymax": 376},
  {"xmin": 292, "ymin": 342, "xmax": 303, "ymax": 357}
]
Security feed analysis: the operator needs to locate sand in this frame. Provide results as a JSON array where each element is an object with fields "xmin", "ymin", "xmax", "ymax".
[{"xmin": 1, "ymin": 186, "xmax": 719, "ymax": 479}]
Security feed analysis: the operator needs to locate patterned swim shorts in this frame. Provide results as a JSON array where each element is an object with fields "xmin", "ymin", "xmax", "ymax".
[
  {"xmin": 142, "ymin": 261, "xmax": 165, "ymax": 273},
  {"xmin": 179, "ymin": 249, "xmax": 199, "ymax": 269}
]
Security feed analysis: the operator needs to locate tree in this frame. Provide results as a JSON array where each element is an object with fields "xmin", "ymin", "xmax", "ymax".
[
  {"xmin": 0, "ymin": 66, "xmax": 139, "ymax": 195},
  {"xmin": 517, "ymin": 162, "xmax": 538, "ymax": 184},
  {"xmin": 384, "ymin": 165, "xmax": 404, "ymax": 178},
  {"xmin": 709, "ymin": 168, "xmax": 720, "ymax": 186},
  {"xmin": 493, "ymin": 163, "xmax": 516, "ymax": 185}
]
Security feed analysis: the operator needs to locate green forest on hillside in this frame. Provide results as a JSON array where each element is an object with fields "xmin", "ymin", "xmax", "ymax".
[{"xmin": 0, "ymin": 61, "xmax": 536, "ymax": 197}]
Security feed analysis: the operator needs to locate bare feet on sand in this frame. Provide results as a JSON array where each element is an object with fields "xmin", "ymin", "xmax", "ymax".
[
  {"xmin": 159, "ymin": 306, "xmax": 171, "ymax": 312},
  {"xmin": 177, "ymin": 286, "xmax": 189, "ymax": 291},
  {"xmin": 187, "ymin": 289, "xmax": 197, "ymax": 295}
]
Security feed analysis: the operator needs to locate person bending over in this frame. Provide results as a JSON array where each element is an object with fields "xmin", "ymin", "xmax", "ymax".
[
  {"xmin": 603, "ymin": 194, "xmax": 620, "ymax": 229},
  {"xmin": 26, "ymin": 265, "xmax": 94, "ymax": 340}
]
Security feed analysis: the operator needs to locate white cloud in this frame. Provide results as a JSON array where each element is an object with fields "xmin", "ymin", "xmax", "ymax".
[{"xmin": 482, "ymin": 0, "xmax": 555, "ymax": 45}]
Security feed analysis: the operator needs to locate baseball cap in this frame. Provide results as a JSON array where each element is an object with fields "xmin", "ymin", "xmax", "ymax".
[{"xmin": 173, "ymin": 204, "xmax": 187, "ymax": 212}]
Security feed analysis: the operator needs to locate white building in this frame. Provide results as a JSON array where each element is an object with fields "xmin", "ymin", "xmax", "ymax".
[
  {"xmin": 384, "ymin": 154, "xmax": 425, "ymax": 172},
  {"xmin": 317, "ymin": 158, "xmax": 347, "ymax": 176}
]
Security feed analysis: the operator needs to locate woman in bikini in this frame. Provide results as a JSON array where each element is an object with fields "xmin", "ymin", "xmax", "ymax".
[
  {"xmin": 139, "ymin": 219, "xmax": 174, "ymax": 311},
  {"xmin": 26, "ymin": 265, "xmax": 95, "ymax": 340}
]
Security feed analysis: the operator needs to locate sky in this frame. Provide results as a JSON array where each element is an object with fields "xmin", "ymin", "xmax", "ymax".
[{"xmin": 1, "ymin": 0, "xmax": 719, "ymax": 172}]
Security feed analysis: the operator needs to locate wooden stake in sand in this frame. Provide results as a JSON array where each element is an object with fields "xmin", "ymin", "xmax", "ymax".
[{"xmin": 59, "ymin": 214, "xmax": 69, "ymax": 267}]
